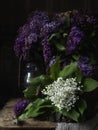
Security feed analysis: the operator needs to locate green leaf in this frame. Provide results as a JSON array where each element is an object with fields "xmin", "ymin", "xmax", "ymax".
[
  {"xmin": 29, "ymin": 75, "xmax": 46, "ymax": 86},
  {"xmin": 23, "ymin": 86, "xmax": 37, "ymax": 99},
  {"xmin": 29, "ymin": 75, "xmax": 52, "ymax": 86},
  {"xmin": 75, "ymin": 67, "xmax": 83, "ymax": 83},
  {"xmin": 59, "ymin": 62, "xmax": 83, "ymax": 82},
  {"xmin": 19, "ymin": 110, "xmax": 44, "ymax": 120},
  {"xmin": 19, "ymin": 113, "xmax": 29, "ymax": 120},
  {"xmin": 19, "ymin": 98, "xmax": 52, "ymax": 120},
  {"xmin": 18, "ymin": 101, "xmax": 44, "ymax": 120},
  {"xmin": 33, "ymin": 98, "xmax": 46, "ymax": 107},
  {"xmin": 83, "ymin": 78, "xmax": 98, "ymax": 92},
  {"xmin": 23, "ymin": 75, "xmax": 52, "ymax": 99},
  {"xmin": 72, "ymin": 55, "xmax": 80, "ymax": 61},
  {"xmin": 62, "ymin": 109, "xmax": 80, "ymax": 122},
  {"xmin": 59, "ymin": 62, "xmax": 78, "ymax": 79},
  {"xmin": 41, "ymin": 75, "xmax": 53, "ymax": 86},
  {"xmin": 25, "ymin": 102, "xmax": 33, "ymax": 110},
  {"xmin": 48, "ymin": 33, "xmax": 60, "ymax": 42},
  {"xmin": 63, "ymin": 33, "xmax": 68, "ymax": 38},
  {"xmin": 50, "ymin": 57, "xmax": 60, "ymax": 80},
  {"xmin": 55, "ymin": 43, "xmax": 66, "ymax": 51},
  {"xmin": 77, "ymin": 99, "xmax": 87, "ymax": 115}
]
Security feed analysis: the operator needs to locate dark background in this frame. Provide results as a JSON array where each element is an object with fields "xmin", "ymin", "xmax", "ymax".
[{"xmin": 0, "ymin": 0, "xmax": 98, "ymax": 107}]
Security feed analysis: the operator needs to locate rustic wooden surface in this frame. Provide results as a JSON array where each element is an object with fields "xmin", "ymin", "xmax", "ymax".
[
  {"xmin": 0, "ymin": 98, "xmax": 57, "ymax": 130},
  {"xmin": 0, "ymin": 98, "xmax": 98, "ymax": 130}
]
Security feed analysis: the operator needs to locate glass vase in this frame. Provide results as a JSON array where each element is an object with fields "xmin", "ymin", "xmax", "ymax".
[{"xmin": 23, "ymin": 62, "xmax": 41, "ymax": 88}]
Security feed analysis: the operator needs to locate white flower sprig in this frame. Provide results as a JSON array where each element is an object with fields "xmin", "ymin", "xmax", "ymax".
[{"xmin": 42, "ymin": 77, "xmax": 83, "ymax": 111}]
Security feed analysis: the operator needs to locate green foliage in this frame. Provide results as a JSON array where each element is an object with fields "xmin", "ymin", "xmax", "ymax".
[
  {"xmin": 61, "ymin": 109, "xmax": 80, "ymax": 122},
  {"xmin": 59, "ymin": 62, "xmax": 78, "ymax": 78},
  {"xmin": 19, "ymin": 58, "xmax": 98, "ymax": 122},
  {"xmin": 23, "ymin": 75, "xmax": 52, "ymax": 99},
  {"xmin": 59, "ymin": 62, "xmax": 82, "ymax": 82},
  {"xmin": 55, "ymin": 98, "xmax": 87, "ymax": 122},
  {"xmin": 48, "ymin": 33, "xmax": 60, "ymax": 42},
  {"xmin": 48, "ymin": 32, "xmax": 66, "ymax": 52},
  {"xmin": 14, "ymin": 10, "xmax": 98, "ymax": 123},
  {"xmin": 19, "ymin": 98, "xmax": 52, "ymax": 120},
  {"xmin": 83, "ymin": 78, "xmax": 98, "ymax": 92},
  {"xmin": 77, "ymin": 99, "xmax": 87, "ymax": 115},
  {"xmin": 55, "ymin": 42, "xmax": 66, "ymax": 51},
  {"xmin": 29, "ymin": 75, "xmax": 50, "ymax": 86},
  {"xmin": 50, "ymin": 57, "xmax": 60, "ymax": 80}
]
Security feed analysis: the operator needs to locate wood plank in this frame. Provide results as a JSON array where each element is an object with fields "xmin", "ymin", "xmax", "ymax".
[{"xmin": 0, "ymin": 98, "xmax": 57, "ymax": 129}]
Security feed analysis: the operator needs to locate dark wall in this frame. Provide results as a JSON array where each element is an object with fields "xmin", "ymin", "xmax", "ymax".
[{"xmin": 0, "ymin": 0, "xmax": 98, "ymax": 106}]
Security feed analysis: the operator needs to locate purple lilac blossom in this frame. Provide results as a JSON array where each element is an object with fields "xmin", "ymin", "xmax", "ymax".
[
  {"xmin": 29, "ymin": 11, "xmax": 49, "ymax": 31},
  {"xmin": 14, "ymin": 24, "xmax": 30, "ymax": 57},
  {"xmin": 67, "ymin": 26, "xmax": 84, "ymax": 53},
  {"xmin": 78, "ymin": 56, "xmax": 90, "ymax": 64},
  {"xmin": 22, "ymin": 41, "xmax": 32, "ymax": 60},
  {"xmin": 41, "ymin": 22, "xmax": 57, "ymax": 37},
  {"xmin": 41, "ymin": 20, "xmax": 62, "ymax": 37},
  {"xmin": 78, "ymin": 56, "xmax": 94, "ymax": 77},
  {"xmin": 14, "ymin": 41, "xmax": 23, "ymax": 57},
  {"xmin": 49, "ymin": 56, "xmax": 56, "ymax": 67},
  {"xmin": 71, "ymin": 11, "xmax": 97, "ymax": 27},
  {"xmin": 27, "ymin": 33, "xmax": 38, "ymax": 44},
  {"xmin": 41, "ymin": 39, "xmax": 52, "ymax": 64},
  {"xmin": 14, "ymin": 99, "xmax": 30, "ymax": 117},
  {"xmin": 40, "ymin": 18, "xmax": 63, "ymax": 64},
  {"xmin": 71, "ymin": 12, "xmax": 87, "ymax": 26},
  {"xmin": 86, "ymin": 15, "xmax": 97, "ymax": 25},
  {"xmin": 71, "ymin": 13, "xmax": 86, "ymax": 25},
  {"xmin": 18, "ymin": 24, "xmax": 30, "ymax": 39},
  {"xmin": 14, "ymin": 11, "xmax": 49, "ymax": 60}
]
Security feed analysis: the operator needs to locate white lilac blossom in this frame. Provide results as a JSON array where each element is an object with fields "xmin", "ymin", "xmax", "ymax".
[{"xmin": 42, "ymin": 77, "xmax": 83, "ymax": 111}]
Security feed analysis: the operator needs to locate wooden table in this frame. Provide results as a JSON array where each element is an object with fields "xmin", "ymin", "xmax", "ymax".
[
  {"xmin": 0, "ymin": 98, "xmax": 57, "ymax": 130},
  {"xmin": 1, "ymin": 98, "xmax": 98, "ymax": 130}
]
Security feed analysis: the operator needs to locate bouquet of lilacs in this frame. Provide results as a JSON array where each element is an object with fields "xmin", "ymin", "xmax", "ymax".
[{"xmin": 14, "ymin": 10, "xmax": 98, "ymax": 122}]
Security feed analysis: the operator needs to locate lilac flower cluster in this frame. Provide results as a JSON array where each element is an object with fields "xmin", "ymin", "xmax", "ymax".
[
  {"xmin": 41, "ymin": 20, "xmax": 63, "ymax": 63},
  {"xmin": 14, "ymin": 10, "xmax": 98, "ymax": 77},
  {"xmin": 78, "ymin": 56, "xmax": 94, "ymax": 77},
  {"xmin": 41, "ymin": 39, "xmax": 52, "ymax": 63},
  {"xmin": 14, "ymin": 10, "xmax": 63, "ymax": 62},
  {"xmin": 71, "ymin": 11, "xmax": 97, "ymax": 26},
  {"xmin": 67, "ymin": 26, "xmax": 84, "ymax": 53},
  {"xmin": 49, "ymin": 56, "xmax": 56, "ymax": 67},
  {"xmin": 14, "ymin": 11, "xmax": 49, "ymax": 60},
  {"xmin": 39, "ymin": 14, "xmax": 63, "ymax": 63},
  {"xmin": 41, "ymin": 20, "xmax": 62, "ymax": 37},
  {"xmin": 14, "ymin": 99, "xmax": 30, "ymax": 117}
]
